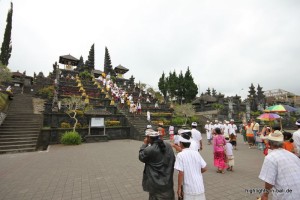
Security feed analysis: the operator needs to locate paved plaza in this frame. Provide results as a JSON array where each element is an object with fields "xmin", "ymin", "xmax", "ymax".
[{"xmin": 0, "ymin": 135, "xmax": 267, "ymax": 200}]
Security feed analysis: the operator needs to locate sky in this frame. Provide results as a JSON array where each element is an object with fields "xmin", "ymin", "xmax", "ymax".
[{"xmin": 0, "ymin": 0, "xmax": 300, "ymax": 99}]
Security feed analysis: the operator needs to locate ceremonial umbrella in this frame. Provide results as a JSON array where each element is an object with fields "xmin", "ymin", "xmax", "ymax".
[
  {"xmin": 264, "ymin": 104, "xmax": 297, "ymax": 130},
  {"xmin": 264, "ymin": 104, "xmax": 297, "ymax": 113},
  {"xmin": 257, "ymin": 113, "xmax": 281, "ymax": 128},
  {"xmin": 257, "ymin": 113, "xmax": 281, "ymax": 121}
]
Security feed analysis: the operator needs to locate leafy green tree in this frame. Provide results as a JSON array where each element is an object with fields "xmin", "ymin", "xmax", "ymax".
[
  {"xmin": 0, "ymin": 63, "xmax": 12, "ymax": 85},
  {"xmin": 104, "ymin": 46, "xmax": 115, "ymax": 76},
  {"xmin": 86, "ymin": 44, "xmax": 95, "ymax": 71},
  {"xmin": 174, "ymin": 103, "xmax": 196, "ymax": 125},
  {"xmin": 62, "ymin": 96, "xmax": 90, "ymax": 132},
  {"xmin": 183, "ymin": 67, "xmax": 198, "ymax": 103},
  {"xmin": 212, "ymin": 103, "xmax": 224, "ymax": 115},
  {"xmin": 158, "ymin": 71, "xmax": 168, "ymax": 101},
  {"xmin": 0, "ymin": 2, "xmax": 13, "ymax": 66},
  {"xmin": 154, "ymin": 91, "xmax": 164, "ymax": 103},
  {"xmin": 146, "ymin": 87, "xmax": 155, "ymax": 97}
]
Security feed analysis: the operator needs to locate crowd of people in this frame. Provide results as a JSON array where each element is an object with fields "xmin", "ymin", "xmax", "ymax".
[{"xmin": 139, "ymin": 118, "xmax": 300, "ymax": 200}]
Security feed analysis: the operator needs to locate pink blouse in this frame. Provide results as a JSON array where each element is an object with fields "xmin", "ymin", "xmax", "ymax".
[{"xmin": 213, "ymin": 135, "xmax": 226, "ymax": 152}]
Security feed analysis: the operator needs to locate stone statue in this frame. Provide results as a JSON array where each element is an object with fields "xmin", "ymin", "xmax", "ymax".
[
  {"xmin": 228, "ymin": 98, "xmax": 233, "ymax": 119},
  {"xmin": 53, "ymin": 62, "xmax": 58, "ymax": 71},
  {"xmin": 246, "ymin": 100, "xmax": 251, "ymax": 120}
]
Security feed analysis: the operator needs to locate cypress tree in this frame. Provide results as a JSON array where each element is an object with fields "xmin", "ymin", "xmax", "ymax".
[
  {"xmin": 0, "ymin": 2, "xmax": 13, "ymax": 66},
  {"xmin": 87, "ymin": 44, "xmax": 95, "ymax": 71},
  {"xmin": 206, "ymin": 88, "xmax": 211, "ymax": 95},
  {"xmin": 167, "ymin": 70, "xmax": 178, "ymax": 101},
  {"xmin": 104, "ymin": 46, "xmax": 114, "ymax": 76},
  {"xmin": 257, "ymin": 84, "xmax": 265, "ymax": 100},
  {"xmin": 158, "ymin": 71, "xmax": 168, "ymax": 101},
  {"xmin": 212, "ymin": 88, "xmax": 217, "ymax": 96},
  {"xmin": 177, "ymin": 71, "xmax": 185, "ymax": 104},
  {"xmin": 248, "ymin": 83, "xmax": 256, "ymax": 99},
  {"xmin": 183, "ymin": 67, "xmax": 198, "ymax": 103}
]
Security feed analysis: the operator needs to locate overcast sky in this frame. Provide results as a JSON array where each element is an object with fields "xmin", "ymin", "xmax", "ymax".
[{"xmin": 0, "ymin": 0, "xmax": 299, "ymax": 99}]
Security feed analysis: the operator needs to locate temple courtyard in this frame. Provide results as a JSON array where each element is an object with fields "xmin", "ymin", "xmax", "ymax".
[{"xmin": 0, "ymin": 135, "xmax": 270, "ymax": 200}]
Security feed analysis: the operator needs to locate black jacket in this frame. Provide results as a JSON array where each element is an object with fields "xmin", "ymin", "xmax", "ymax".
[{"xmin": 139, "ymin": 141, "xmax": 175, "ymax": 193}]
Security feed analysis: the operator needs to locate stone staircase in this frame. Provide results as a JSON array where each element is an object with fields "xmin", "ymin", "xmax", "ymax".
[
  {"xmin": 0, "ymin": 93, "xmax": 42, "ymax": 154},
  {"xmin": 118, "ymin": 108, "xmax": 153, "ymax": 141}
]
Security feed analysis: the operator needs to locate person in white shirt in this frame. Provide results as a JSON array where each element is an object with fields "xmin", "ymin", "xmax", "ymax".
[
  {"xmin": 292, "ymin": 119, "xmax": 300, "ymax": 157},
  {"xmin": 146, "ymin": 110, "xmax": 151, "ymax": 123},
  {"xmin": 128, "ymin": 94, "xmax": 133, "ymax": 102},
  {"xmin": 172, "ymin": 130, "xmax": 198, "ymax": 152},
  {"xmin": 191, "ymin": 122, "xmax": 203, "ymax": 151},
  {"xmin": 228, "ymin": 119, "xmax": 238, "ymax": 150},
  {"xmin": 146, "ymin": 97, "xmax": 151, "ymax": 103},
  {"xmin": 253, "ymin": 120, "xmax": 260, "ymax": 146},
  {"xmin": 169, "ymin": 125, "xmax": 175, "ymax": 142},
  {"xmin": 219, "ymin": 121, "xmax": 225, "ymax": 133},
  {"xmin": 136, "ymin": 100, "xmax": 142, "ymax": 115},
  {"xmin": 209, "ymin": 122, "xmax": 214, "ymax": 138},
  {"xmin": 204, "ymin": 121, "xmax": 212, "ymax": 145},
  {"xmin": 174, "ymin": 134, "xmax": 207, "ymax": 200},
  {"xmin": 223, "ymin": 121, "xmax": 230, "ymax": 138},
  {"xmin": 214, "ymin": 120, "xmax": 220, "ymax": 129},
  {"xmin": 259, "ymin": 130, "xmax": 300, "ymax": 200},
  {"xmin": 154, "ymin": 101, "xmax": 159, "ymax": 108},
  {"xmin": 225, "ymin": 137, "xmax": 234, "ymax": 171}
]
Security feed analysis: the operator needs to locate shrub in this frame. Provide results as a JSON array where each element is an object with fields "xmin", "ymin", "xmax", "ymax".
[
  {"xmin": 151, "ymin": 120, "xmax": 170, "ymax": 126},
  {"xmin": 171, "ymin": 117, "xmax": 186, "ymax": 125},
  {"xmin": 0, "ymin": 92, "xmax": 9, "ymax": 111},
  {"xmin": 105, "ymin": 120, "xmax": 121, "ymax": 127},
  {"xmin": 37, "ymin": 85, "xmax": 54, "ymax": 99},
  {"xmin": 158, "ymin": 118, "xmax": 170, "ymax": 125},
  {"xmin": 75, "ymin": 110, "xmax": 84, "ymax": 115},
  {"xmin": 79, "ymin": 71, "xmax": 92, "ymax": 81},
  {"xmin": 151, "ymin": 112, "xmax": 173, "ymax": 117},
  {"xmin": 60, "ymin": 131, "xmax": 82, "ymax": 145},
  {"xmin": 187, "ymin": 116, "xmax": 199, "ymax": 124},
  {"xmin": 75, "ymin": 122, "xmax": 82, "ymax": 128},
  {"xmin": 60, "ymin": 122, "xmax": 71, "ymax": 128}
]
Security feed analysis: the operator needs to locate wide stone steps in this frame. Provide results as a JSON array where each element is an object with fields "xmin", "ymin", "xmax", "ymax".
[
  {"xmin": 1, "ymin": 124, "xmax": 41, "ymax": 128},
  {"xmin": 0, "ymin": 93, "xmax": 42, "ymax": 154},
  {"xmin": 0, "ymin": 147, "xmax": 36, "ymax": 154},
  {"xmin": 118, "ymin": 109, "xmax": 152, "ymax": 140},
  {"xmin": 0, "ymin": 137, "xmax": 38, "ymax": 142},
  {"xmin": 0, "ymin": 129, "xmax": 40, "ymax": 133},
  {"xmin": 0, "ymin": 134, "xmax": 38, "ymax": 138},
  {"xmin": 0, "ymin": 140, "xmax": 37, "ymax": 145},
  {"xmin": 4, "ymin": 116, "xmax": 40, "ymax": 120},
  {"xmin": 0, "ymin": 143, "xmax": 37, "ymax": 150}
]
